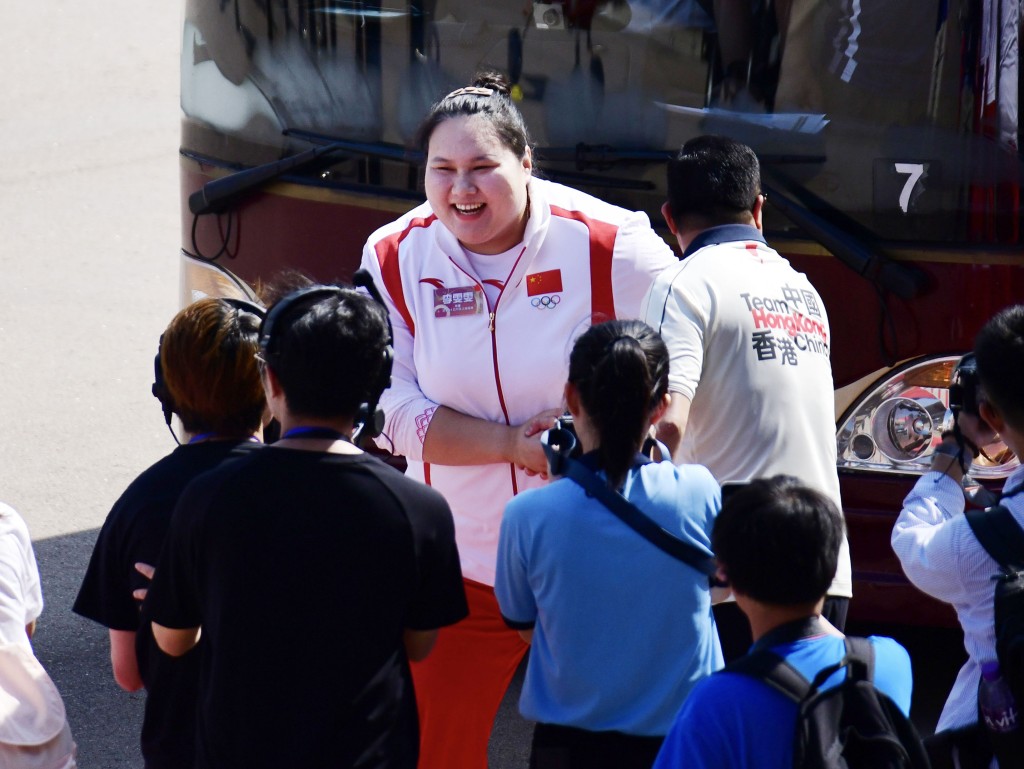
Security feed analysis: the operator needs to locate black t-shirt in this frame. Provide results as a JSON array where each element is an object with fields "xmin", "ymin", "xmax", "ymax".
[
  {"xmin": 145, "ymin": 447, "xmax": 468, "ymax": 769},
  {"xmin": 73, "ymin": 440, "xmax": 261, "ymax": 769}
]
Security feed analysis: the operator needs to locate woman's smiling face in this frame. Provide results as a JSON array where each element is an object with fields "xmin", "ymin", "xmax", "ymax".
[{"xmin": 424, "ymin": 114, "xmax": 533, "ymax": 255}]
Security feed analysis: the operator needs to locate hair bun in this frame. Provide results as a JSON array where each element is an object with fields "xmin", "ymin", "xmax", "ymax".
[{"xmin": 472, "ymin": 70, "xmax": 511, "ymax": 97}]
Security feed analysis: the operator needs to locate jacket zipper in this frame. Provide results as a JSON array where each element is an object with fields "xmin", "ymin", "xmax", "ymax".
[{"xmin": 449, "ymin": 248, "xmax": 527, "ymax": 494}]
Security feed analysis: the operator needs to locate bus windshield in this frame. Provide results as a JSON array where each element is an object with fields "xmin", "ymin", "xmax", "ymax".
[{"xmin": 181, "ymin": 0, "xmax": 1023, "ymax": 246}]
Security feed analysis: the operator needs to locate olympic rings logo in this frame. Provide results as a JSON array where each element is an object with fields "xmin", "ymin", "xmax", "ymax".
[{"xmin": 531, "ymin": 295, "xmax": 561, "ymax": 309}]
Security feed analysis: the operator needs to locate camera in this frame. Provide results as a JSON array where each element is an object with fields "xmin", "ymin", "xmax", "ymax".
[
  {"xmin": 949, "ymin": 353, "xmax": 984, "ymax": 419},
  {"xmin": 549, "ymin": 415, "xmax": 583, "ymax": 458},
  {"xmin": 540, "ymin": 415, "xmax": 582, "ymax": 477},
  {"xmin": 948, "ymin": 352, "xmax": 1001, "ymax": 470}
]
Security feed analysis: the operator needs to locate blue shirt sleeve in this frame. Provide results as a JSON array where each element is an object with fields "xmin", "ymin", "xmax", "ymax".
[
  {"xmin": 869, "ymin": 636, "xmax": 913, "ymax": 716},
  {"xmin": 653, "ymin": 679, "xmax": 735, "ymax": 768},
  {"xmin": 494, "ymin": 495, "xmax": 536, "ymax": 628}
]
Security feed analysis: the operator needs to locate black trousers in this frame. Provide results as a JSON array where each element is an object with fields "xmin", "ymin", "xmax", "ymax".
[{"xmin": 529, "ymin": 722, "xmax": 664, "ymax": 769}]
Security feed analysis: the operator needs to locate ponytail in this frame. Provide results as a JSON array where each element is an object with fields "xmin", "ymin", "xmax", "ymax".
[{"xmin": 568, "ymin": 320, "xmax": 669, "ymax": 488}]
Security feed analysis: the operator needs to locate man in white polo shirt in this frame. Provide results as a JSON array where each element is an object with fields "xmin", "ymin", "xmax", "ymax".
[{"xmin": 641, "ymin": 135, "xmax": 850, "ymax": 654}]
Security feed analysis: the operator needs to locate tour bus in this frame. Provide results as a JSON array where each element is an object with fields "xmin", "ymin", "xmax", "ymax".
[{"xmin": 179, "ymin": 0, "xmax": 1023, "ymax": 625}]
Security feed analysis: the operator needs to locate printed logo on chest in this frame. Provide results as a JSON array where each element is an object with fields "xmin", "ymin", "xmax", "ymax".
[
  {"xmin": 526, "ymin": 269, "xmax": 563, "ymax": 310},
  {"xmin": 742, "ymin": 284, "xmax": 829, "ymax": 366}
]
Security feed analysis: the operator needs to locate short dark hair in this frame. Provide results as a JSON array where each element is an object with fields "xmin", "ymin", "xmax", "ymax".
[
  {"xmin": 975, "ymin": 304, "xmax": 1024, "ymax": 432},
  {"xmin": 262, "ymin": 287, "xmax": 390, "ymax": 420},
  {"xmin": 712, "ymin": 476, "xmax": 843, "ymax": 606},
  {"xmin": 414, "ymin": 70, "xmax": 532, "ymax": 159},
  {"xmin": 568, "ymin": 320, "xmax": 669, "ymax": 489},
  {"xmin": 666, "ymin": 135, "xmax": 761, "ymax": 229},
  {"xmin": 161, "ymin": 298, "xmax": 265, "ymax": 435}
]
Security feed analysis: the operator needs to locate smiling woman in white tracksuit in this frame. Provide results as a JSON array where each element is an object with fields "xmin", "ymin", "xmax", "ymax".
[{"xmin": 358, "ymin": 70, "xmax": 676, "ymax": 769}]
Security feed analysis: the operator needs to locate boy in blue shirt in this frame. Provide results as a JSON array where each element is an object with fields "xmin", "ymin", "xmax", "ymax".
[{"xmin": 654, "ymin": 476, "xmax": 913, "ymax": 768}]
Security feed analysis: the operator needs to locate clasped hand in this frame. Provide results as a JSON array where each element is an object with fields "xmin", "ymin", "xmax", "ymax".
[{"xmin": 512, "ymin": 408, "xmax": 564, "ymax": 479}]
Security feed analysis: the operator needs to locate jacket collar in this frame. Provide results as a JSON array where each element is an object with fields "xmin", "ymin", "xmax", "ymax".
[{"xmin": 682, "ymin": 223, "xmax": 767, "ymax": 258}]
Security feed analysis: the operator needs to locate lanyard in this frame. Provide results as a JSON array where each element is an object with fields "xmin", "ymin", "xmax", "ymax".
[
  {"xmin": 188, "ymin": 433, "xmax": 260, "ymax": 445},
  {"xmin": 281, "ymin": 426, "xmax": 350, "ymax": 442}
]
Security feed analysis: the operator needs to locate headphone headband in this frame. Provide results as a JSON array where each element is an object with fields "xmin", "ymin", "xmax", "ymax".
[
  {"xmin": 258, "ymin": 286, "xmax": 348, "ymax": 362},
  {"xmin": 220, "ymin": 297, "xmax": 267, "ymax": 321},
  {"xmin": 257, "ymin": 283, "xmax": 395, "ymax": 445}
]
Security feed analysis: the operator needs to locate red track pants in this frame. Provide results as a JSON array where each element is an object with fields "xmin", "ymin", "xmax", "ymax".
[{"xmin": 411, "ymin": 578, "xmax": 530, "ymax": 769}]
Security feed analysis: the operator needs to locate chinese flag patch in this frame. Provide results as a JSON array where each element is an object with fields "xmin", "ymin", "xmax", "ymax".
[{"xmin": 526, "ymin": 269, "xmax": 563, "ymax": 296}]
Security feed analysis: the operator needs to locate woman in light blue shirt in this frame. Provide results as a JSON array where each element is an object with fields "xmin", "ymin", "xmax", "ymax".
[{"xmin": 495, "ymin": 319, "xmax": 722, "ymax": 769}]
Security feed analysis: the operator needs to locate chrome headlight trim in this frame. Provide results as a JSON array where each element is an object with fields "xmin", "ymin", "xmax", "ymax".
[{"xmin": 836, "ymin": 355, "xmax": 1019, "ymax": 479}]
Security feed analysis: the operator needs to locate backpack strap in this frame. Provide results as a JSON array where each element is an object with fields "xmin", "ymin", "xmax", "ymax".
[
  {"xmin": 729, "ymin": 637, "xmax": 878, "ymax": 702},
  {"xmin": 807, "ymin": 636, "xmax": 874, "ymax": 689},
  {"xmin": 724, "ymin": 649, "xmax": 812, "ymax": 703},
  {"xmin": 540, "ymin": 427, "xmax": 718, "ymax": 576},
  {"xmin": 966, "ymin": 505, "xmax": 1024, "ymax": 573}
]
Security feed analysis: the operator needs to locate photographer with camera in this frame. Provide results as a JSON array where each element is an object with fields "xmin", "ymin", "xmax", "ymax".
[
  {"xmin": 494, "ymin": 319, "xmax": 722, "ymax": 769},
  {"xmin": 892, "ymin": 304, "xmax": 1024, "ymax": 768}
]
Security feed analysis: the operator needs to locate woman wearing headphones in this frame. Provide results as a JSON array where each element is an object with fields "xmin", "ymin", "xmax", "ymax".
[
  {"xmin": 495, "ymin": 320, "xmax": 722, "ymax": 769},
  {"xmin": 359, "ymin": 71, "xmax": 676, "ymax": 768}
]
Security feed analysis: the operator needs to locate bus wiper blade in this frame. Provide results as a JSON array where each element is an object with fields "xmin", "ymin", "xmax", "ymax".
[
  {"xmin": 190, "ymin": 133, "xmax": 423, "ymax": 215},
  {"xmin": 284, "ymin": 130, "xmax": 422, "ymax": 163},
  {"xmin": 188, "ymin": 143, "xmax": 346, "ymax": 215},
  {"xmin": 192, "ymin": 131, "xmax": 823, "ymax": 214},
  {"xmin": 762, "ymin": 168, "xmax": 928, "ymax": 300}
]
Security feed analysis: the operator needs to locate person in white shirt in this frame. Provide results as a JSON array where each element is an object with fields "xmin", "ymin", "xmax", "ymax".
[
  {"xmin": 641, "ymin": 135, "xmax": 850, "ymax": 657},
  {"xmin": 359, "ymin": 70, "xmax": 676, "ymax": 769},
  {"xmin": 0, "ymin": 503, "xmax": 77, "ymax": 768},
  {"xmin": 892, "ymin": 304, "xmax": 1024, "ymax": 769}
]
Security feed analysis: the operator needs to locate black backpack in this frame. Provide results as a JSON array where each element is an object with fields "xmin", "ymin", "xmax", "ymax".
[
  {"xmin": 726, "ymin": 636, "xmax": 931, "ymax": 769},
  {"xmin": 966, "ymin": 504, "xmax": 1024, "ymax": 719}
]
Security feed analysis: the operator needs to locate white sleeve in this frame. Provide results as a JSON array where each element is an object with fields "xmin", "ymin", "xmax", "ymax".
[
  {"xmin": 359, "ymin": 240, "xmax": 439, "ymax": 462},
  {"xmin": 610, "ymin": 211, "xmax": 677, "ymax": 320},
  {"xmin": 0, "ymin": 506, "xmax": 42, "ymax": 645},
  {"xmin": 641, "ymin": 266, "xmax": 706, "ymax": 399},
  {"xmin": 890, "ymin": 472, "xmax": 970, "ymax": 604}
]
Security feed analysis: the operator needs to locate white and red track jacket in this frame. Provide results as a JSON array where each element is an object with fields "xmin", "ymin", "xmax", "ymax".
[{"xmin": 360, "ymin": 177, "xmax": 677, "ymax": 585}]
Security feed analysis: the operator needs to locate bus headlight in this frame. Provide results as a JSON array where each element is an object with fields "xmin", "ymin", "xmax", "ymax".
[
  {"xmin": 180, "ymin": 253, "xmax": 259, "ymax": 308},
  {"xmin": 836, "ymin": 356, "xmax": 1019, "ymax": 479}
]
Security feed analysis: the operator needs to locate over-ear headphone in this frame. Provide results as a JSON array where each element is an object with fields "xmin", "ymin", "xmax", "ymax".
[
  {"xmin": 257, "ymin": 278, "xmax": 394, "ymax": 445},
  {"xmin": 153, "ymin": 297, "xmax": 267, "ymax": 443}
]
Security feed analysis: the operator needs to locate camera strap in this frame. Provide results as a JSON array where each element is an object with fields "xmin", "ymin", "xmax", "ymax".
[{"xmin": 541, "ymin": 426, "xmax": 716, "ymax": 576}]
